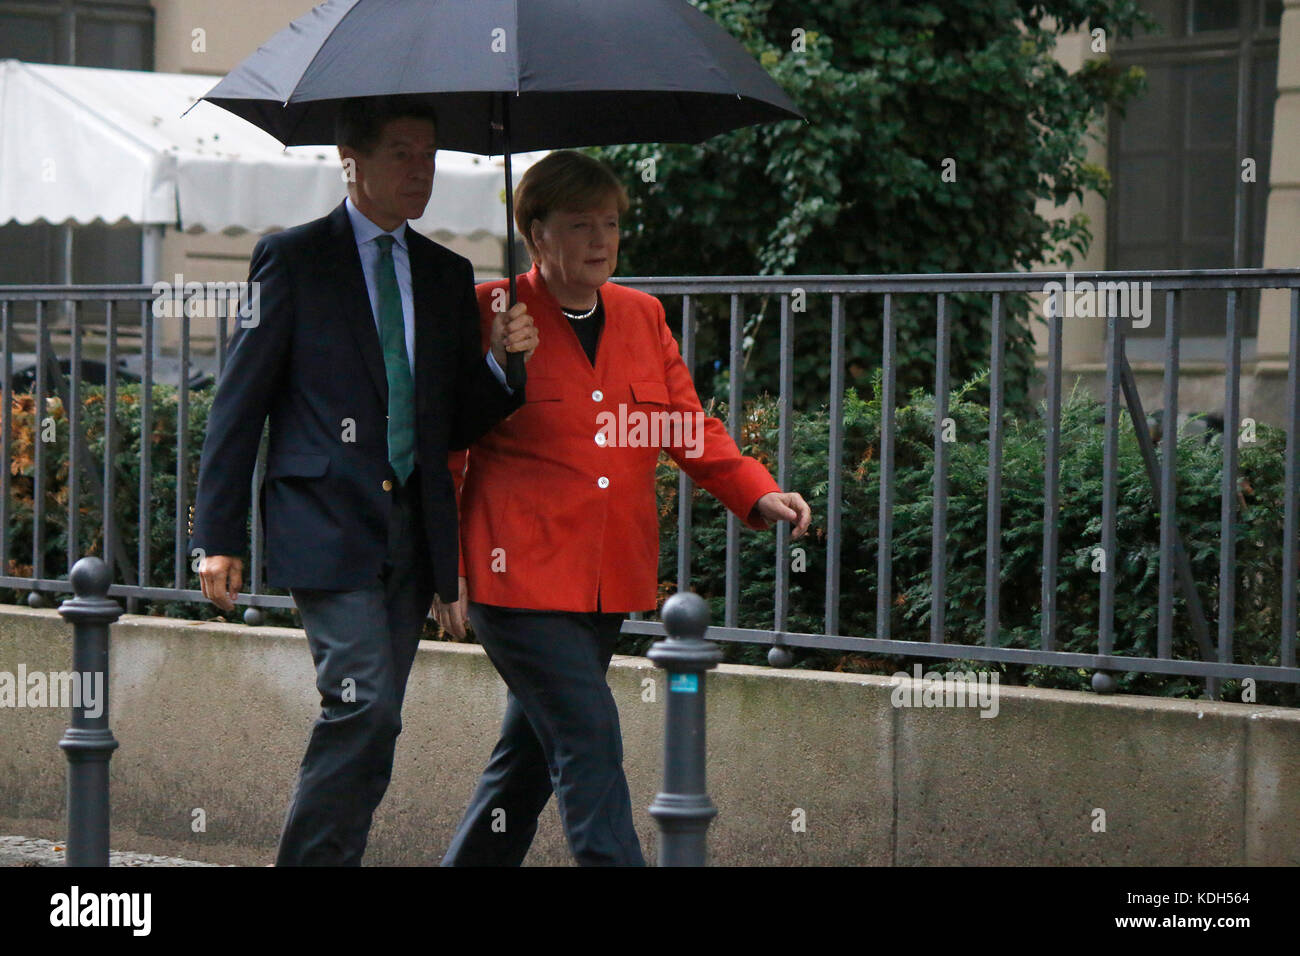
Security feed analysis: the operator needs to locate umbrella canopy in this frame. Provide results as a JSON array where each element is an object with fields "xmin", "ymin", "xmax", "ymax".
[
  {"xmin": 198, "ymin": 0, "xmax": 802, "ymax": 151},
  {"xmin": 198, "ymin": 0, "xmax": 803, "ymax": 388}
]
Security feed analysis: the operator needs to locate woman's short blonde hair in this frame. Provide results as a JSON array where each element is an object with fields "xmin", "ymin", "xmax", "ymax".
[{"xmin": 514, "ymin": 150, "xmax": 630, "ymax": 261}]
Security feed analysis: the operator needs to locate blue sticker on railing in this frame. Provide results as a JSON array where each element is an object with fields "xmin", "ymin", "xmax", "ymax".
[{"xmin": 670, "ymin": 673, "xmax": 699, "ymax": 693}]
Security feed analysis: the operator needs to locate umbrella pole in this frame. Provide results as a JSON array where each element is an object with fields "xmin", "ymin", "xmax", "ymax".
[{"xmin": 501, "ymin": 93, "xmax": 525, "ymax": 391}]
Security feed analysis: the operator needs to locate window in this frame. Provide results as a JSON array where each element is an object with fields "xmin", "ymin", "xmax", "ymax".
[
  {"xmin": 0, "ymin": 1, "xmax": 154, "ymax": 284},
  {"xmin": 0, "ymin": 0, "xmax": 153, "ymax": 69},
  {"xmin": 1108, "ymin": 0, "xmax": 1280, "ymax": 350}
]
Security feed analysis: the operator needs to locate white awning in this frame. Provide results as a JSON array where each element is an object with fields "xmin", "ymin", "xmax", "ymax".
[{"xmin": 0, "ymin": 59, "xmax": 545, "ymax": 239}]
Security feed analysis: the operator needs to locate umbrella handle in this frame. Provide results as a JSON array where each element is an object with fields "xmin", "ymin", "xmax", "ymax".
[
  {"xmin": 502, "ymin": 94, "xmax": 526, "ymax": 393},
  {"xmin": 506, "ymin": 350, "xmax": 525, "ymax": 390}
]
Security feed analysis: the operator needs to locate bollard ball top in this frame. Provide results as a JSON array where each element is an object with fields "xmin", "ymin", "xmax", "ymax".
[
  {"xmin": 768, "ymin": 645, "xmax": 794, "ymax": 668},
  {"xmin": 1091, "ymin": 670, "xmax": 1117, "ymax": 695},
  {"xmin": 69, "ymin": 556, "xmax": 112, "ymax": 598},
  {"xmin": 662, "ymin": 591, "xmax": 709, "ymax": 640}
]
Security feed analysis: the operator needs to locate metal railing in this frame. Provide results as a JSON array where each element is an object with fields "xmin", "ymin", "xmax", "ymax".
[{"xmin": 2, "ymin": 269, "xmax": 1298, "ymax": 695}]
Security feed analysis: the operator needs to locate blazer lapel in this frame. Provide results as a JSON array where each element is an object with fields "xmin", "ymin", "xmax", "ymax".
[
  {"xmin": 327, "ymin": 202, "xmax": 388, "ymax": 409},
  {"xmin": 408, "ymin": 227, "xmax": 456, "ymax": 413}
]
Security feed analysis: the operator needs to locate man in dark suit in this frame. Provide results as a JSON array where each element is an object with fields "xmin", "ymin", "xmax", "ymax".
[{"xmin": 188, "ymin": 96, "xmax": 536, "ymax": 866}]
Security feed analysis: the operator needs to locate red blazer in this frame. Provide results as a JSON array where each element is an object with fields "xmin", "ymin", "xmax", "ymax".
[{"xmin": 449, "ymin": 263, "xmax": 780, "ymax": 613}]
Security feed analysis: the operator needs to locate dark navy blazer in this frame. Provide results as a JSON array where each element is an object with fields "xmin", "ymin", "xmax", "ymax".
[{"xmin": 189, "ymin": 200, "xmax": 523, "ymax": 597}]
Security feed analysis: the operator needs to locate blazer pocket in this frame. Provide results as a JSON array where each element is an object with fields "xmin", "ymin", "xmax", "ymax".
[
  {"xmin": 265, "ymin": 452, "xmax": 330, "ymax": 479},
  {"xmin": 526, "ymin": 377, "xmax": 564, "ymax": 402},
  {"xmin": 629, "ymin": 380, "xmax": 669, "ymax": 405}
]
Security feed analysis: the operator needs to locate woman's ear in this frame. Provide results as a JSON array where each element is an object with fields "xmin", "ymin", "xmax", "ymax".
[{"xmin": 529, "ymin": 218, "xmax": 545, "ymax": 255}]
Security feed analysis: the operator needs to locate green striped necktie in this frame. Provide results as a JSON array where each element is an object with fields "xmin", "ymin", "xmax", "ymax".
[{"xmin": 373, "ymin": 234, "xmax": 415, "ymax": 485}]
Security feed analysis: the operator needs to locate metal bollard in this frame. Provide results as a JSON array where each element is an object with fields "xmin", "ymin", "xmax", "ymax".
[
  {"xmin": 647, "ymin": 591, "xmax": 721, "ymax": 866},
  {"xmin": 56, "ymin": 557, "xmax": 122, "ymax": 866}
]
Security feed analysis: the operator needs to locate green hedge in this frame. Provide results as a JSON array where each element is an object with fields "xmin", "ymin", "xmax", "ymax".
[
  {"xmin": 4, "ymin": 377, "xmax": 1296, "ymax": 705},
  {"xmin": 1, "ymin": 384, "xmax": 298, "ymax": 628},
  {"xmin": 646, "ymin": 370, "xmax": 1297, "ymax": 707}
]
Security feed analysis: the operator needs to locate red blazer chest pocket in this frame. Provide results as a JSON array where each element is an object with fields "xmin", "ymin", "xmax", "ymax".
[
  {"xmin": 526, "ymin": 377, "xmax": 565, "ymax": 402},
  {"xmin": 629, "ymin": 380, "xmax": 669, "ymax": 405}
]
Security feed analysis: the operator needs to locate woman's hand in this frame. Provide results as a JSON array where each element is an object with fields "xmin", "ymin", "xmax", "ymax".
[
  {"xmin": 433, "ymin": 576, "xmax": 470, "ymax": 638},
  {"xmin": 490, "ymin": 302, "xmax": 539, "ymax": 367},
  {"xmin": 751, "ymin": 492, "xmax": 812, "ymax": 539}
]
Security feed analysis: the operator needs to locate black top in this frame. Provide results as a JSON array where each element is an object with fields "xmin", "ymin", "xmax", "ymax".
[{"xmin": 561, "ymin": 293, "xmax": 604, "ymax": 367}]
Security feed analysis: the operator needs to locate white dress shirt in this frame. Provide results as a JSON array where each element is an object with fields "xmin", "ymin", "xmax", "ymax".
[{"xmin": 344, "ymin": 196, "xmax": 509, "ymax": 388}]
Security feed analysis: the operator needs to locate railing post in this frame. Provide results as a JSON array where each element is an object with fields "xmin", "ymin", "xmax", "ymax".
[
  {"xmin": 56, "ymin": 556, "xmax": 122, "ymax": 867},
  {"xmin": 647, "ymin": 591, "xmax": 721, "ymax": 866}
]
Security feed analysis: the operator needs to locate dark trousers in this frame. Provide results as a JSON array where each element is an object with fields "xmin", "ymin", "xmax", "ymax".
[
  {"xmin": 277, "ymin": 467, "xmax": 434, "ymax": 866},
  {"xmin": 442, "ymin": 603, "xmax": 646, "ymax": 866}
]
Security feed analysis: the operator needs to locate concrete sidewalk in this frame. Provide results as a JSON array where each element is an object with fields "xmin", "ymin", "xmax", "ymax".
[{"xmin": 0, "ymin": 835, "xmax": 225, "ymax": 867}]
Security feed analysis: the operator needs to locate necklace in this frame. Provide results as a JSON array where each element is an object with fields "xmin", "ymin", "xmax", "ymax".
[{"xmin": 559, "ymin": 298, "xmax": 599, "ymax": 320}]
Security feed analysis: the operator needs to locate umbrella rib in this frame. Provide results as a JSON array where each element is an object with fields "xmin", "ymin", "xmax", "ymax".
[
  {"xmin": 270, "ymin": 0, "xmax": 370, "ymax": 147},
  {"xmin": 510, "ymin": 0, "xmax": 521, "ymax": 96},
  {"xmin": 663, "ymin": 0, "xmax": 742, "ymax": 100},
  {"xmin": 279, "ymin": 0, "xmax": 368, "ymax": 109}
]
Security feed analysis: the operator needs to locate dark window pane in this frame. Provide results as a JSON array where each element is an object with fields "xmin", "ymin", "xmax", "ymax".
[
  {"xmin": 1119, "ymin": 63, "xmax": 1173, "ymax": 150},
  {"xmin": 0, "ymin": 222, "xmax": 58, "ymax": 284},
  {"xmin": 75, "ymin": 16, "xmax": 150, "ymax": 70},
  {"xmin": 1183, "ymin": 151, "xmax": 1236, "ymax": 240},
  {"xmin": 1184, "ymin": 59, "xmax": 1237, "ymax": 147},
  {"xmin": 72, "ymin": 223, "xmax": 143, "ymax": 283},
  {"xmin": 1117, "ymin": 156, "xmax": 1173, "ymax": 242},
  {"xmin": 1248, "ymin": 55, "xmax": 1275, "ymax": 272},
  {"xmin": 1252, "ymin": 53, "xmax": 1277, "ymax": 148},
  {"xmin": 1136, "ymin": 0, "xmax": 1183, "ymax": 37},
  {"xmin": 0, "ymin": 14, "xmax": 59, "ymax": 63},
  {"xmin": 1183, "ymin": 239, "xmax": 1236, "ymax": 269},
  {"xmin": 1262, "ymin": 0, "xmax": 1283, "ymax": 28},
  {"xmin": 1189, "ymin": 0, "xmax": 1240, "ymax": 33}
]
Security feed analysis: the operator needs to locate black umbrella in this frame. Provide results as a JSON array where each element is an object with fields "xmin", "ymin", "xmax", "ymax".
[{"xmin": 197, "ymin": 0, "xmax": 804, "ymax": 389}]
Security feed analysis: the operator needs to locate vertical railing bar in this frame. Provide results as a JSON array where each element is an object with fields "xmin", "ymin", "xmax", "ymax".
[
  {"xmin": 1, "ymin": 302, "xmax": 11, "ymax": 576},
  {"xmin": 725, "ymin": 293, "xmax": 742, "ymax": 629},
  {"xmin": 1219, "ymin": 289, "xmax": 1241, "ymax": 668},
  {"xmin": 825, "ymin": 293, "xmax": 845, "ymax": 637},
  {"xmin": 931, "ymin": 293, "xmax": 949, "ymax": 643},
  {"xmin": 68, "ymin": 303, "xmax": 80, "ymax": 571},
  {"xmin": 1120, "ymin": 350, "xmax": 1217, "ymax": 693},
  {"xmin": 175, "ymin": 306, "xmax": 190, "ymax": 589},
  {"xmin": 775, "ymin": 293, "xmax": 793, "ymax": 634},
  {"xmin": 1099, "ymin": 309, "xmax": 1121, "ymax": 657},
  {"xmin": 217, "ymin": 300, "xmax": 229, "ymax": 378},
  {"xmin": 250, "ymin": 436, "xmax": 266, "ymax": 600},
  {"xmin": 676, "ymin": 295, "xmax": 694, "ymax": 593},
  {"xmin": 876, "ymin": 293, "xmax": 896, "ymax": 641},
  {"xmin": 1158, "ymin": 290, "xmax": 1180, "ymax": 660},
  {"xmin": 1282, "ymin": 287, "xmax": 1299, "ymax": 667},
  {"xmin": 102, "ymin": 301, "xmax": 117, "ymax": 570},
  {"xmin": 984, "ymin": 293, "xmax": 1004, "ymax": 647},
  {"xmin": 34, "ymin": 301, "xmax": 47, "ymax": 582},
  {"xmin": 139, "ymin": 299, "xmax": 153, "ymax": 590},
  {"xmin": 1041, "ymin": 290, "xmax": 1063, "ymax": 651}
]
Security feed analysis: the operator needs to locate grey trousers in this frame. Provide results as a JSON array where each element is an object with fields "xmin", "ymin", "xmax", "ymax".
[
  {"xmin": 276, "ymin": 468, "xmax": 434, "ymax": 866},
  {"xmin": 441, "ymin": 602, "xmax": 646, "ymax": 866}
]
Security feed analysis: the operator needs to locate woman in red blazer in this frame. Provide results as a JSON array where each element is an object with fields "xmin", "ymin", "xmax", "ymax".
[{"xmin": 438, "ymin": 151, "xmax": 810, "ymax": 866}]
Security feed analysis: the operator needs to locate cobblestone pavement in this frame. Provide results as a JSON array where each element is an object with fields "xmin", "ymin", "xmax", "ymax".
[{"xmin": 0, "ymin": 835, "xmax": 226, "ymax": 867}]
